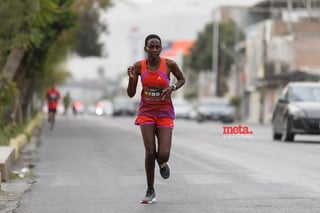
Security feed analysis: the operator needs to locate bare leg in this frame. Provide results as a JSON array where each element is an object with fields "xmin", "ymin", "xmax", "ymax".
[
  {"xmin": 48, "ymin": 111, "xmax": 56, "ymax": 130},
  {"xmin": 140, "ymin": 124, "xmax": 157, "ymax": 189},
  {"xmin": 156, "ymin": 128, "xmax": 172, "ymax": 163},
  {"xmin": 52, "ymin": 112, "xmax": 56, "ymax": 124},
  {"xmin": 48, "ymin": 112, "xmax": 53, "ymax": 122}
]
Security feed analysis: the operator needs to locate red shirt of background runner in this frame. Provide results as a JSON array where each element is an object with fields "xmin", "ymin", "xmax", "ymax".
[{"xmin": 46, "ymin": 89, "xmax": 60, "ymax": 109}]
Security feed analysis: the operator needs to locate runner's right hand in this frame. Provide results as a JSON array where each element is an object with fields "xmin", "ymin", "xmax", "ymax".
[{"xmin": 127, "ymin": 66, "xmax": 137, "ymax": 79}]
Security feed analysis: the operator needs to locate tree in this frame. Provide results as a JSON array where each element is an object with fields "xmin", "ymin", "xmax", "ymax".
[
  {"xmin": 72, "ymin": 0, "xmax": 112, "ymax": 57},
  {"xmin": 186, "ymin": 20, "xmax": 244, "ymax": 96},
  {"xmin": 0, "ymin": 0, "xmax": 73, "ymax": 127},
  {"xmin": 0, "ymin": 0, "xmax": 112, "ymax": 138},
  {"xmin": 0, "ymin": 0, "xmax": 73, "ymax": 90}
]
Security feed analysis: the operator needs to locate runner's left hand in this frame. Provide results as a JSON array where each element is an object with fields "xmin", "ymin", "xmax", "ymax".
[{"xmin": 161, "ymin": 86, "xmax": 174, "ymax": 100}]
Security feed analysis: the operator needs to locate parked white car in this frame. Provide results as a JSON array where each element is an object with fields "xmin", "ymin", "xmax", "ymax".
[{"xmin": 173, "ymin": 99, "xmax": 193, "ymax": 119}]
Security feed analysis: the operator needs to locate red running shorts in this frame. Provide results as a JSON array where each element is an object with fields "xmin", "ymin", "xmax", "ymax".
[{"xmin": 135, "ymin": 115, "xmax": 174, "ymax": 128}]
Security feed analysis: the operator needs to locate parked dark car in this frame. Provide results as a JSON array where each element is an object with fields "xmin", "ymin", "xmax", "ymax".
[
  {"xmin": 195, "ymin": 97, "xmax": 235, "ymax": 123},
  {"xmin": 272, "ymin": 82, "xmax": 320, "ymax": 141}
]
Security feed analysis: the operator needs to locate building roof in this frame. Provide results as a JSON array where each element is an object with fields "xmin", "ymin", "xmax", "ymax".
[{"xmin": 252, "ymin": 0, "xmax": 320, "ymax": 9}]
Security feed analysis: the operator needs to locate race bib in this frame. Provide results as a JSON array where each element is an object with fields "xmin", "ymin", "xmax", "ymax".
[
  {"xmin": 49, "ymin": 93, "xmax": 58, "ymax": 102},
  {"xmin": 144, "ymin": 86, "xmax": 163, "ymax": 101}
]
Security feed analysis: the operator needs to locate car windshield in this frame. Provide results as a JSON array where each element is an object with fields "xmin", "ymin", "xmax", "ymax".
[{"xmin": 291, "ymin": 86, "xmax": 320, "ymax": 102}]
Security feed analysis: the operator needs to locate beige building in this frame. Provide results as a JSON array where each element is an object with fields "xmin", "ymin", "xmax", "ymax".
[
  {"xmin": 243, "ymin": 12, "xmax": 320, "ymax": 124},
  {"xmin": 210, "ymin": 0, "xmax": 320, "ymax": 124},
  {"xmin": 212, "ymin": 0, "xmax": 320, "ymax": 123}
]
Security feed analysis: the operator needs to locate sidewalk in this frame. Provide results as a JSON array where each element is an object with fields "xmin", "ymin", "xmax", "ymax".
[{"xmin": 0, "ymin": 125, "xmax": 40, "ymax": 213}]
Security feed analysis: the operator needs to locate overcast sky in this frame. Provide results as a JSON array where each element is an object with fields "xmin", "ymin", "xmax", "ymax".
[{"xmin": 66, "ymin": 0, "xmax": 261, "ymax": 81}]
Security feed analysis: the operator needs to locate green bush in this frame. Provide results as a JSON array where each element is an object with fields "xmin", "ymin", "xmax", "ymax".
[
  {"xmin": 0, "ymin": 122, "xmax": 26, "ymax": 146},
  {"xmin": 0, "ymin": 79, "xmax": 21, "ymax": 145},
  {"xmin": 0, "ymin": 79, "xmax": 19, "ymax": 106},
  {"xmin": 230, "ymin": 96, "xmax": 241, "ymax": 107}
]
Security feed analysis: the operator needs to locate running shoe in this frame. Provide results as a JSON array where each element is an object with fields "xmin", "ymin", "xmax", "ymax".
[
  {"xmin": 140, "ymin": 188, "xmax": 156, "ymax": 204},
  {"xmin": 158, "ymin": 161, "xmax": 170, "ymax": 179}
]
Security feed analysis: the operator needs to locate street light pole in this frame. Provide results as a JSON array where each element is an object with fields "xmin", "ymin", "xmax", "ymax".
[{"xmin": 212, "ymin": 8, "xmax": 220, "ymax": 96}]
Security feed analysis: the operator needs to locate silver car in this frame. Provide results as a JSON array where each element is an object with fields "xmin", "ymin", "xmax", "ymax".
[
  {"xmin": 112, "ymin": 96, "xmax": 136, "ymax": 116},
  {"xmin": 272, "ymin": 82, "xmax": 320, "ymax": 141}
]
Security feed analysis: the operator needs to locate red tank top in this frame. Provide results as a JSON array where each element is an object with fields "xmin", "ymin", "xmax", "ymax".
[
  {"xmin": 46, "ymin": 89, "xmax": 60, "ymax": 109},
  {"xmin": 137, "ymin": 58, "xmax": 174, "ymax": 118}
]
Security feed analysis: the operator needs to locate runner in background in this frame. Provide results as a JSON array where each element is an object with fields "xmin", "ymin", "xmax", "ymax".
[
  {"xmin": 46, "ymin": 83, "xmax": 60, "ymax": 129},
  {"xmin": 63, "ymin": 91, "xmax": 71, "ymax": 115}
]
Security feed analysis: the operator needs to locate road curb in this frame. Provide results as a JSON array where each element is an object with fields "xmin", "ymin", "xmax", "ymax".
[
  {"xmin": 0, "ymin": 114, "xmax": 43, "ymax": 188},
  {"xmin": 10, "ymin": 114, "xmax": 43, "ymax": 160}
]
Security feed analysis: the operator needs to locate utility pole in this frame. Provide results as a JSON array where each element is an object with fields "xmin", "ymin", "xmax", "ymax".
[{"xmin": 212, "ymin": 8, "xmax": 220, "ymax": 97}]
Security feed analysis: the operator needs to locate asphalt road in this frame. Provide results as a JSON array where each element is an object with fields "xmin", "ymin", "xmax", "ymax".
[{"xmin": 15, "ymin": 115, "xmax": 320, "ymax": 213}]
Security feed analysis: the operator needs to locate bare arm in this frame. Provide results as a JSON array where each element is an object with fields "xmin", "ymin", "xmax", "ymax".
[
  {"xmin": 126, "ymin": 61, "xmax": 141, "ymax": 98},
  {"xmin": 161, "ymin": 58, "xmax": 186, "ymax": 99},
  {"xmin": 167, "ymin": 58, "xmax": 185, "ymax": 90}
]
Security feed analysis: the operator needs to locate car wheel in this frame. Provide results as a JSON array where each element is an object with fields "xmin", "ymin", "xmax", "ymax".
[
  {"xmin": 221, "ymin": 117, "xmax": 232, "ymax": 123},
  {"xmin": 197, "ymin": 114, "xmax": 204, "ymax": 123},
  {"xmin": 273, "ymin": 132, "xmax": 282, "ymax": 140},
  {"xmin": 282, "ymin": 116, "xmax": 295, "ymax": 142},
  {"xmin": 272, "ymin": 122, "xmax": 282, "ymax": 140}
]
